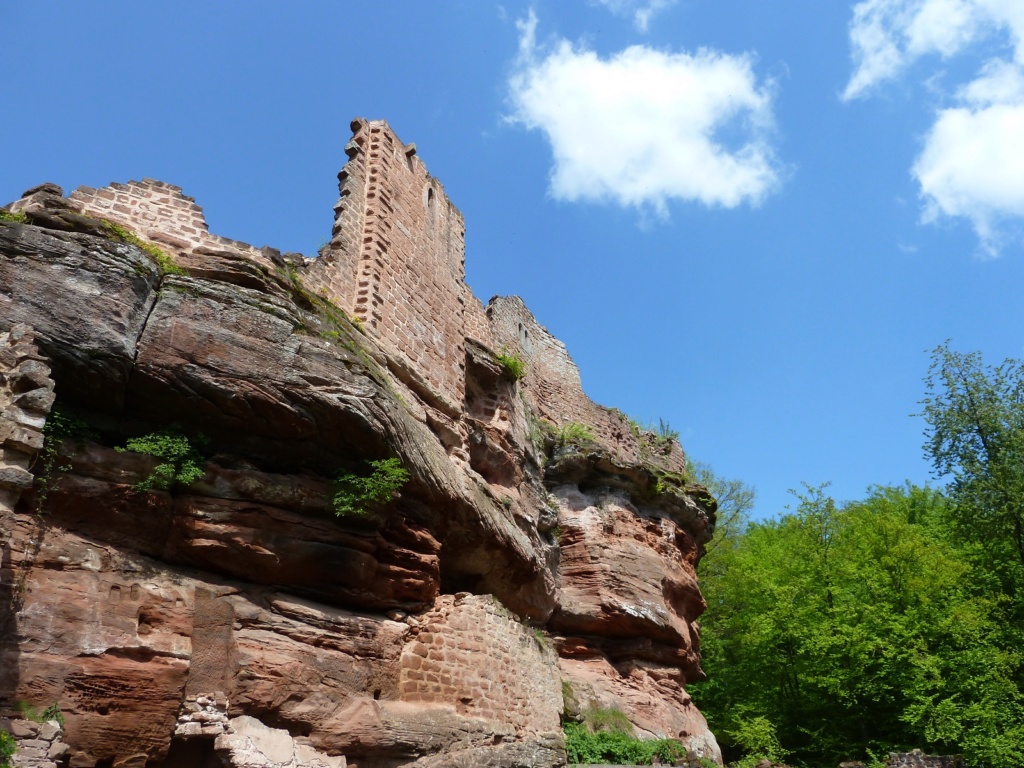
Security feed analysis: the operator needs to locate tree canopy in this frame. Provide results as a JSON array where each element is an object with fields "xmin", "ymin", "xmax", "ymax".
[{"xmin": 692, "ymin": 344, "xmax": 1024, "ymax": 767}]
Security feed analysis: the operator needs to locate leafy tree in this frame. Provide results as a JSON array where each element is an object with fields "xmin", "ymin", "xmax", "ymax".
[
  {"xmin": 692, "ymin": 483, "xmax": 1024, "ymax": 767},
  {"xmin": 117, "ymin": 427, "xmax": 206, "ymax": 492},
  {"xmin": 920, "ymin": 342, "xmax": 1024, "ymax": 599},
  {"xmin": 689, "ymin": 460, "xmax": 755, "ymax": 563}
]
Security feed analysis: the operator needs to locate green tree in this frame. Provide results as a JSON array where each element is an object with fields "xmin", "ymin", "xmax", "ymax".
[
  {"xmin": 920, "ymin": 342, "xmax": 1024, "ymax": 599},
  {"xmin": 690, "ymin": 460, "xmax": 755, "ymax": 564},
  {"xmin": 692, "ymin": 483, "xmax": 1024, "ymax": 767}
]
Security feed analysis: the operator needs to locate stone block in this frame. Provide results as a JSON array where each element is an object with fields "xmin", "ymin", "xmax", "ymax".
[
  {"xmin": 48, "ymin": 742, "xmax": 71, "ymax": 760},
  {"xmin": 0, "ymin": 464, "xmax": 35, "ymax": 490}
]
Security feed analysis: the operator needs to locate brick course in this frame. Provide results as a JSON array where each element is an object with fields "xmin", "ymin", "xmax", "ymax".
[
  {"xmin": 398, "ymin": 594, "xmax": 561, "ymax": 736},
  {"xmin": 307, "ymin": 119, "xmax": 468, "ymax": 407},
  {"xmin": 69, "ymin": 179, "xmax": 277, "ymax": 273}
]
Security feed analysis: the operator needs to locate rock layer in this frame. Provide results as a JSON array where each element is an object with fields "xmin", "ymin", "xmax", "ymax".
[{"xmin": 0, "ymin": 120, "xmax": 720, "ymax": 767}]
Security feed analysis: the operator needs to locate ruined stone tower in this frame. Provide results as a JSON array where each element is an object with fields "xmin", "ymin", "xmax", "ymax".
[{"xmin": 307, "ymin": 119, "xmax": 476, "ymax": 411}]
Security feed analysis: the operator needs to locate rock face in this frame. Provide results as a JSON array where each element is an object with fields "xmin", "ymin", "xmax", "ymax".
[{"xmin": 0, "ymin": 119, "xmax": 720, "ymax": 767}]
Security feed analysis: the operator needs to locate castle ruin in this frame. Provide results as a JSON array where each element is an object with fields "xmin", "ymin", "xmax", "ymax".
[{"xmin": 64, "ymin": 118, "xmax": 686, "ymax": 473}]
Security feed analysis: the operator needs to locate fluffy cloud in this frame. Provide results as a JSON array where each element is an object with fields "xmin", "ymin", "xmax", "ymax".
[
  {"xmin": 591, "ymin": 0, "xmax": 676, "ymax": 32},
  {"xmin": 914, "ymin": 63, "xmax": 1024, "ymax": 255},
  {"xmin": 843, "ymin": 0, "xmax": 1024, "ymax": 100},
  {"xmin": 507, "ymin": 12, "xmax": 781, "ymax": 214},
  {"xmin": 844, "ymin": 0, "xmax": 1024, "ymax": 254}
]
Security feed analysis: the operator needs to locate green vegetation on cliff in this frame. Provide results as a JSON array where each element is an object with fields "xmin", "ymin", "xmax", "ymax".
[
  {"xmin": 332, "ymin": 457, "xmax": 409, "ymax": 517},
  {"xmin": 117, "ymin": 428, "xmax": 207, "ymax": 491},
  {"xmin": 692, "ymin": 344, "xmax": 1024, "ymax": 768},
  {"xmin": 562, "ymin": 706, "xmax": 694, "ymax": 766},
  {"xmin": 0, "ymin": 731, "xmax": 15, "ymax": 768}
]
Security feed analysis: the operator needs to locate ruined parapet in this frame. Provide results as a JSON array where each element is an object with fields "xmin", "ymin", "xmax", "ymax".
[
  {"xmin": 307, "ymin": 119, "xmax": 470, "ymax": 411},
  {"xmin": 68, "ymin": 178, "xmax": 278, "ymax": 272},
  {"xmin": 487, "ymin": 296, "xmax": 687, "ymax": 473},
  {"xmin": 173, "ymin": 693, "xmax": 230, "ymax": 738},
  {"xmin": 0, "ymin": 324, "xmax": 55, "ymax": 515}
]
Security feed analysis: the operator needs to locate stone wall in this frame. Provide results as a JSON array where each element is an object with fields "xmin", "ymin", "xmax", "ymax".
[
  {"xmin": 67, "ymin": 179, "xmax": 277, "ymax": 272},
  {"xmin": 398, "ymin": 594, "xmax": 562, "ymax": 736},
  {"xmin": 307, "ymin": 119, "xmax": 469, "ymax": 409},
  {"xmin": 0, "ymin": 324, "xmax": 54, "ymax": 516},
  {"xmin": 171, "ymin": 696, "xmax": 345, "ymax": 768},
  {"xmin": 0, "ymin": 717, "xmax": 71, "ymax": 768},
  {"xmin": 21, "ymin": 123, "xmax": 687, "ymax": 474},
  {"xmin": 487, "ymin": 297, "xmax": 686, "ymax": 472}
]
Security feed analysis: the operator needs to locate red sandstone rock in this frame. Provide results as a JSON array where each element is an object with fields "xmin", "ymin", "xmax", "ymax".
[{"xmin": 0, "ymin": 118, "xmax": 720, "ymax": 767}]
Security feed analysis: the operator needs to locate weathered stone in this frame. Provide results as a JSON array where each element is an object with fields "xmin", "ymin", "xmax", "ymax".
[
  {"xmin": 38, "ymin": 721, "xmax": 60, "ymax": 740},
  {"xmin": 48, "ymin": 741, "xmax": 71, "ymax": 759},
  {"xmin": 9, "ymin": 719, "xmax": 40, "ymax": 737},
  {"xmin": 0, "ymin": 463, "xmax": 34, "ymax": 489},
  {"xmin": 0, "ymin": 119, "xmax": 720, "ymax": 768}
]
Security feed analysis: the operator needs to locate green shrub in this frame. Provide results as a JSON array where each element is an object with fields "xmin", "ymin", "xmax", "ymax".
[
  {"xmin": 332, "ymin": 457, "xmax": 409, "ymax": 517},
  {"xmin": 117, "ymin": 428, "xmax": 206, "ymax": 492},
  {"xmin": 0, "ymin": 731, "xmax": 15, "ymax": 768},
  {"xmin": 556, "ymin": 421, "xmax": 596, "ymax": 446},
  {"xmin": 561, "ymin": 680, "xmax": 579, "ymax": 718},
  {"xmin": 728, "ymin": 715, "xmax": 787, "ymax": 768},
  {"xmin": 34, "ymin": 405, "xmax": 91, "ymax": 515},
  {"xmin": 655, "ymin": 417, "xmax": 679, "ymax": 442},
  {"xmin": 495, "ymin": 349, "xmax": 527, "ymax": 381},
  {"xmin": 629, "ymin": 416, "xmax": 679, "ymax": 444},
  {"xmin": 17, "ymin": 701, "xmax": 64, "ymax": 727},
  {"xmin": 0, "ymin": 208, "xmax": 28, "ymax": 224},
  {"xmin": 583, "ymin": 705, "xmax": 633, "ymax": 735},
  {"xmin": 528, "ymin": 416, "xmax": 557, "ymax": 452},
  {"xmin": 563, "ymin": 721, "xmax": 686, "ymax": 765}
]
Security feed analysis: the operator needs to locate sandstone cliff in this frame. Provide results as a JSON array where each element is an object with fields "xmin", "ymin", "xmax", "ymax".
[{"xmin": 0, "ymin": 119, "xmax": 720, "ymax": 768}]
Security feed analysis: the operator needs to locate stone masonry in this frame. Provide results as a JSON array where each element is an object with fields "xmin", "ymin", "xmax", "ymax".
[
  {"xmin": 172, "ymin": 696, "xmax": 345, "ymax": 768},
  {"xmin": 64, "ymin": 179, "xmax": 278, "ymax": 274},
  {"xmin": 488, "ymin": 297, "xmax": 687, "ymax": 471},
  {"xmin": 885, "ymin": 751, "xmax": 965, "ymax": 768},
  {"xmin": 0, "ymin": 325, "xmax": 55, "ymax": 516},
  {"xmin": 398, "ymin": 594, "xmax": 562, "ymax": 737},
  {"xmin": 307, "ymin": 119, "xmax": 478, "ymax": 412},
  {"xmin": 0, "ymin": 717, "xmax": 71, "ymax": 768}
]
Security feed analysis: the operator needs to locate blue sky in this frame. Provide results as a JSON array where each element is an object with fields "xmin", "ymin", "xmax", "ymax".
[{"xmin": 3, "ymin": 1, "xmax": 1024, "ymax": 520}]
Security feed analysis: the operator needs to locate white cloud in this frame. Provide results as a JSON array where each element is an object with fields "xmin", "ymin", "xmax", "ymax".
[
  {"xmin": 914, "ymin": 85, "xmax": 1024, "ymax": 256},
  {"xmin": 843, "ymin": 0, "xmax": 1024, "ymax": 100},
  {"xmin": 844, "ymin": 0, "xmax": 1024, "ymax": 255},
  {"xmin": 591, "ymin": 0, "xmax": 676, "ymax": 32},
  {"xmin": 507, "ymin": 11, "xmax": 781, "ymax": 214}
]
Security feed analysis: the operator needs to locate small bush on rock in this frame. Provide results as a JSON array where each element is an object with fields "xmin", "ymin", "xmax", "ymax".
[
  {"xmin": 332, "ymin": 458, "xmax": 409, "ymax": 517},
  {"xmin": 556, "ymin": 421, "xmax": 596, "ymax": 446},
  {"xmin": 495, "ymin": 349, "xmax": 527, "ymax": 381},
  {"xmin": 17, "ymin": 700, "xmax": 64, "ymax": 727},
  {"xmin": 563, "ymin": 720, "xmax": 686, "ymax": 765},
  {"xmin": 117, "ymin": 428, "xmax": 206, "ymax": 492},
  {"xmin": 101, "ymin": 219, "xmax": 186, "ymax": 276},
  {"xmin": 0, "ymin": 731, "xmax": 16, "ymax": 768},
  {"xmin": 0, "ymin": 209, "xmax": 28, "ymax": 224}
]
